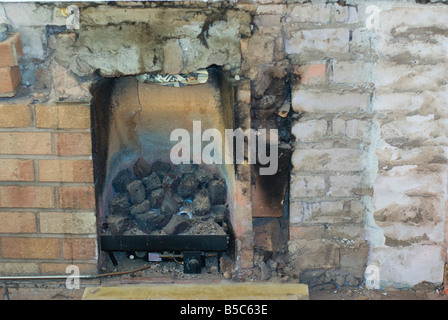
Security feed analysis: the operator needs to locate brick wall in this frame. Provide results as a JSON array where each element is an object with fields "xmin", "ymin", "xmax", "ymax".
[
  {"xmin": 0, "ymin": 32, "xmax": 22, "ymax": 97},
  {"xmin": 276, "ymin": 1, "xmax": 374, "ymax": 287},
  {"xmin": 281, "ymin": 1, "xmax": 448, "ymax": 287},
  {"xmin": 0, "ymin": 101, "xmax": 97, "ymax": 275},
  {"xmin": 369, "ymin": 5, "xmax": 448, "ymax": 286},
  {"xmin": 0, "ymin": 0, "xmax": 447, "ymax": 289},
  {"xmin": 243, "ymin": 0, "xmax": 448, "ymax": 288}
]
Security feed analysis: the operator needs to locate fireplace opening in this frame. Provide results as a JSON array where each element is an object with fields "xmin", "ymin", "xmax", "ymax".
[{"xmin": 91, "ymin": 66, "xmax": 238, "ymax": 274}]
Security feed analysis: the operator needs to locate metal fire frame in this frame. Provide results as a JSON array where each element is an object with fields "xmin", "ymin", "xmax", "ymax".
[{"xmin": 100, "ymin": 234, "xmax": 228, "ymax": 271}]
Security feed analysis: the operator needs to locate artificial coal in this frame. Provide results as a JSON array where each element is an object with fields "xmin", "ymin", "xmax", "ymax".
[{"xmin": 104, "ymin": 160, "xmax": 229, "ymax": 236}]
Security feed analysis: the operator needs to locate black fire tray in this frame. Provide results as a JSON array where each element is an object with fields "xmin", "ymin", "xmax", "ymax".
[
  {"xmin": 100, "ymin": 234, "xmax": 228, "ymax": 266},
  {"xmin": 100, "ymin": 234, "xmax": 228, "ymax": 252}
]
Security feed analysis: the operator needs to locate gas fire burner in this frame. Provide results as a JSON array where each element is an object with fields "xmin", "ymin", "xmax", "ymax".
[{"xmin": 100, "ymin": 234, "xmax": 228, "ymax": 273}]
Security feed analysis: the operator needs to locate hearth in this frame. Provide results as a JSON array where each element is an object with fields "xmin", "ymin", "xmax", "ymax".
[{"xmin": 91, "ymin": 67, "xmax": 237, "ymax": 273}]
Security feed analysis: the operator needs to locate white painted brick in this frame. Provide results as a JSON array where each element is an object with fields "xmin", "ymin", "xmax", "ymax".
[
  {"xmin": 332, "ymin": 119, "xmax": 346, "ymax": 136},
  {"xmin": 285, "ymin": 29, "xmax": 349, "ymax": 55},
  {"xmin": 373, "ymin": 165, "xmax": 446, "ymax": 212},
  {"xmin": 290, "ymin": 200, "xmax": 352, "ymax": 224},
  {"xmin": 345, "ymin": 119, "xmax": 372, "ymax": 140},
  {"xmin": 349, "ymin": 28, "xmax": 372, "ymax": 55},
  {"xmin": 380, "ymin": 116, "xmax": 448, "ymax": 146},
  {"xmin": 379, "ymin": 6, "xmax": 448, "ymax": 33},
  {"xmin": 338, "ymin": 118, "xmax": 374, "ymax": 144},
  {"xmin": 292, "ymin": 148, "xmax": 365, "ymax": 172},
  {"xmin": 290, "ymin": 175, "xmax": 326, "ymax": 198},
  {"xmin": 374, "ymin": 91, "xmax": 448, "ymax": 117},
  {"xmin": 292, "ymin": 119, "xmax": 328, "ymax": 142},
  {"xmin": 368, "ymin": 245, "xmax": 445, "ymax": 286},
  {"xmin": 378, "ymin": 33, "xmax": 448, "ymax": 63},
  {"xmin": 290, "ymin": 201, "xmax": 311, "ymax": 224},
  {"xmin": 255, "ymin": 4, "xmax": 286, "ymax": 15},
  {"xmin": 319, "ymin": 201, "xmax": 345, "ymax": 214},
  {"xmin": 369, "ymin": 162, "xmax": 448, "ymax": 287},
  {"xmin": 292, "ymin": 90, "xmax": 369, "ymax": 113},
  {"xmin": 3, "ymin": 3, "xmax": 52, "ymax": 27},
  {"xmin": 329, "ymin": 175, "xmax": 365, "ymax": 197},
  {"xmin": 376, "ymin": 62, "xmax": 448, "ymax": 92},
  {"xmin": 331, "ymin": 61, "xmax": 373, "ymax": 84},
  {"xmin": 374, "ymin": 92, "xmax": 423, "ymax": 113},
  {"xmin": 334, "ymin": 4, "xmax": 358, "ymax": 23},
  {"xmin": 286, "ymin": 4, "xmax": 331, "ymax": 24},
  {"xmin": 376, "ymin": 144, "xmax": 448, "ymax": 167},
  {"xmin": 381, "ymin": 222, "xmax": 443, "ymax": 245}
]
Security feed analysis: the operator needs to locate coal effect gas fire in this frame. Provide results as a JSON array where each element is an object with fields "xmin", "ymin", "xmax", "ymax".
[{"xmin": 102, "ymin": 157, "xmax": 229, "ymax": 237}]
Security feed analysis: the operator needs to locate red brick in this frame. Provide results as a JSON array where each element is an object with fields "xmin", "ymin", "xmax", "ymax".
[
  {"xmin": 294, "ymin": 64, "xmax": 327, "ymax": 85},
  {"xmin": 58, "ymin": 186, "xmax": 95, "ymax": 209},
  {"xmin": 62, "ymin": 238, "xmax": 97, "ymax": 260},
  {"xmin": 0, "ymin": 212, "xmax": 37, "ymax": 233},
  {"xmin": 0, "ymin": 33, "xmax": 23, "ymax": 67},
  {"xmin": 0, "ymin": 132, "xmax": 52, "ymax": 155},
  {"xmin": 0, "ymin": 159, "xmax": 34, "ymax": 181},
  {"xmin": 0, "ymin": 66, "xmax": 21, "ymax": 97},
  {"xmin": 1, "ymin": 237, "xmax": 60, "ymax": 259},
  {"xmin": 35, "ymin": 104, "xmax": 91, "ymax": 129},
  {"xmin": 39, "ymin": 211, "xmax": 96, "ymax": 234},
  {"xmin": 55, "ymin": 132, "xmax": 92, "ymax": 156},
  {"xmin": 0, "ymin": 103, "xmax": 32, "ymax": 127},
  {"xmin": 38, "ymin": 160, "xmax": 93, "ymax": 183},
  {"xmin": 0, "ymin": 186, "xmax": 55, "ymax": 208}
]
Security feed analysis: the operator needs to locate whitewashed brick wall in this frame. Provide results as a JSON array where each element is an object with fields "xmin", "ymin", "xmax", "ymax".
[{"xmin": 287, "ymin": 1, "xmax": 448, "ymax": 288}]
